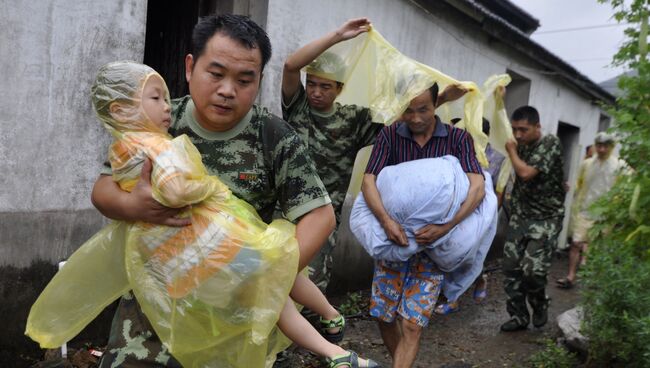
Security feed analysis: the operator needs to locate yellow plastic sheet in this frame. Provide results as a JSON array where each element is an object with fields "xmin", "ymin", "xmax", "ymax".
[
  {"xmin": 310, "ymin": 28, "xmax": 489, "ymax": 197},
  {"xmin": 481, "ymin": 74, "xmax": 514, "ymax": 193},
  {"xmin": 26, "ymin": 62, "xmax": 298, "ymax": 367},
  {"xmin": 308, "ymin": 28, "xmax": 487, "ymax": 168}
]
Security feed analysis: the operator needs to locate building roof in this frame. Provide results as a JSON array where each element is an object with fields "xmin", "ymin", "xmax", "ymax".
[
  {"xmin": 416, "ymin": 0, "xmax": 616, "ymax": 104},
  {"xmin": 474, "ymin": 0, "xmax": 540, "ymax": 35}
]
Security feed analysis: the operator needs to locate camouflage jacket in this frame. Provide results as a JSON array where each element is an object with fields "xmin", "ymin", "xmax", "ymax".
[
  {"xmin": 511, "ymin": 134, "xmax": 566, "ymax": 221},
  {"xmin": 103, "ymin": 96, "xmax": 330, "ymax": 223},
  {"xmin": 282, "ymin": 85, "xmax": 383, "ymax": 216}
]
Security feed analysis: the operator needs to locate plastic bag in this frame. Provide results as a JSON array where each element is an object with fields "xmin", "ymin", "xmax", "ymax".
[
  {"xmin": 26, "ymin": 62, "xmax": 298, "ymax": 367},
  {"xmin": 481, "ymin": 74, "xmax": 514, "ymax": 194}
]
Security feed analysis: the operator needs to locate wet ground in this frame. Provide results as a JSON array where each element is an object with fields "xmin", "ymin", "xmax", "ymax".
[
  {"xmin": 31, "ymin": 254, "xmax": 580, "ymax": 368},
  {"xmin": 278, "ymin": 253, "xmax": 581, "ymax": 368}
]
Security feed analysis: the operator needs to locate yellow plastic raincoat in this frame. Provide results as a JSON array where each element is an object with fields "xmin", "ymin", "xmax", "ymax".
[{"xmin": 26, "ymin": 62, "xmax": 298, "ymax": 367}]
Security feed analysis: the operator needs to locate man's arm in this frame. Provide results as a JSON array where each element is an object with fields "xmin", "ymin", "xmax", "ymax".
[
  {"xmin": 295, "ymin": 204, "xmax": 336, "ymax": 271},
  {"xmin": 415, "ymin": 172, "xmax": 485, "ymax": 244},
  {"xmin": 436, "ymin": 83, "xmax": 469, "ymax": 107},
  {"xmin": 505, "ymin": 139, "xmax": 539, "ymax": 181},
  {"xmin": 361, "ymin": 173, "xmax": 408, "ymax": 246},
  {"xmin": 91, "ymin": 159, "xmax": 190, "ymax": 226},
  {"xmin": 282, "ymin": 17, "xmax": 370, "ymax": 102}
]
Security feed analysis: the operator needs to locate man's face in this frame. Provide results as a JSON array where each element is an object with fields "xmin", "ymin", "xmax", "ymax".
[
  {"xmin": 185, "ymin": 33, "xmax": 262, "ymax": 132},
  {"xmin": 305, "ymin": 74, "xmax": 342, "ymax": 112},
  {"xmin": 595, "ymin": 142, "xmax": 613, "ymax": 160},
  {"xmin": 402, "ymin": 90, "xmax": 436, "ymax": 135},
  {"xmin": 511, "ymin": 119, "xmax": 541, "ymax": 145}
]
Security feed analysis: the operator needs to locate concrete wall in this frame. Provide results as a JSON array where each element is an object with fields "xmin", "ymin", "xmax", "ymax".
[
  {"xmin": 0, "ymin": 1, "xmax": 146, "ymax": 364},
  {"xmin": 1, "ymin": 0, "xmax": 147, "ymax": 267},
  {"xmin": 261, "ymin": 0, "xmax": 604, "ymax": 291}
]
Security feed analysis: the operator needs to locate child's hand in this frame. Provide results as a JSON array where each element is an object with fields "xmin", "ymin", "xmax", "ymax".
[{"xmin": 131, "ymin": 159, "xmax": 191, "ymax": 227}]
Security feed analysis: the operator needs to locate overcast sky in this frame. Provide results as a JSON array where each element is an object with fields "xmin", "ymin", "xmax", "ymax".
[{"xmin": 509, "ymin": 0, "xmax": 629, "ymax": 83}]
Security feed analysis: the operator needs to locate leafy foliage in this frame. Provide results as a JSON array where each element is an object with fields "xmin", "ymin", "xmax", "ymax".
[
  {"xmin": 338, "ymin": 291, "xmax": 365, "ymax": 316},
  {"xmin": 581, "ymin": 1, "xmax": 650, "ymax": 366},
  {"xmin": 528, "ymin": 339, "xmax": 578, "ymax": 368}
]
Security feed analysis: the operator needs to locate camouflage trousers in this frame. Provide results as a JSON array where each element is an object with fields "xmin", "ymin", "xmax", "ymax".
[
  {"xmin": 502, "ymin": 216, "xmax": 562, "ymax": 324},
  {"xmin": 307, "ymin": 229, "xmax": 337, "ymax": 293},
  {"xmin": 98, "ymin": 292, "xmax": 181, "ymax": 368}
]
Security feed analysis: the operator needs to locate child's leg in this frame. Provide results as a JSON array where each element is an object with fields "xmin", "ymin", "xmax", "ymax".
[
  {"xmin": 277, "ymin": 298, "xmax": 346, "ymax": 358},
  {"xmin": 289, "ymin": 273, "xmax": 339, "ymax": 322},
  {"xmin": 277, "ymin": 298, "xmax": 376, "ymax": 367}
]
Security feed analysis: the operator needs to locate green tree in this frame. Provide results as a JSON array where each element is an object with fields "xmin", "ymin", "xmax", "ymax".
[{"xmin": 580, "ymin": 1, "xmax": 650, "ymax": 367}]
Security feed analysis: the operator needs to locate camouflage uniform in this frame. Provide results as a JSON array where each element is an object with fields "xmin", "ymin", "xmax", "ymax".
[
  {"xmin": 502, "ymin": 135, "xmax": 565, "ymax": 325},
  {"xmin": 99, "ymin": 96, "xmax": 330, "ymax": 367},
  {"xmin": 283, "ymin": 85, "xmax": 383, "ymax": 290}
]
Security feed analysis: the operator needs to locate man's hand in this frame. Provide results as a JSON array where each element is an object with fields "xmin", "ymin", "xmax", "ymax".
[
  {"xmin": 415, "ymin": 223, "xmax": 452, "ymax": 245},
  {"xmin": 335, "ymin": 18, "xmax": 371, "ymax": 41},
  {"xmin": 505, "ymin": 139, "xmax": 518, "ymax": 155},
  {"xmin": 494, "ymin": 85, "xmax": 506, "ymax": 99},
  {"xmin": 437, "ymin": 83, "xmax": 469, "ymax": 107},
  {"xmin": 381, "ymin": 217, "xmax": 408, "ymax": 247}
]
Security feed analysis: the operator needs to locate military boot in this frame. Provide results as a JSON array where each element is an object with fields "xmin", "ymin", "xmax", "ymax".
[
  {"xmin": 533, "ymin": 307, "xmax": 548, "ymax": 328},
  {"xmin": 500, "ymin": 317, "xmax": 528, "ymax": 332}
]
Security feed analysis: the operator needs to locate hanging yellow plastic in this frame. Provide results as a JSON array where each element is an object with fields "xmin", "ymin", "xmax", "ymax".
[
  {"xmin": 481, "ymin": 74, "xmax": 514, "ymax": 194},
  {"xmin": 313, "ymin": 28, "xmax": 487, "ymax": 197},
  {"xmin": 483, "ymin": 74, "xmax": 514, "ymax": 193},
  {"xmin": 26, "ymin": 61, "xmax": 298, "ymax": 367}
]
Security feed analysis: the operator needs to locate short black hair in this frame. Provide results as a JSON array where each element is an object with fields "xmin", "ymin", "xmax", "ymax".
[
  {"xmin": 482, "ymin": 118, "xmax": 491, "ymax": 135},
  {"xmin": 428, "ymin": 82, "xmax": 439, "ymax": 106},
  {"xmin": 191, "ymin": 14, "xmax": 272, "ymax": 71},
  {"xmin": 511, "ymin": 105, "xmax": 539, "ymax": 125}
]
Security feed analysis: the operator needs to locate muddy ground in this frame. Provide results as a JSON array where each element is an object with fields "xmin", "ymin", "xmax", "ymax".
[
  {"xmin": 31, "ymin": 254, "xmax": 580, "ymax": 368},
  {"xmin": 277, "ymin": 254, "xmax": 581, "ymax": 368}
]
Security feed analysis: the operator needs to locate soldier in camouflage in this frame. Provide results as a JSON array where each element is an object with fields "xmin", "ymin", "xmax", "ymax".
[
  {"xmin": 90, "ymin": 14, "xmax": 357, "ymax": 367},
  {"xmin": 500, "ymin": 106, "xmax": 566, "ymax": 332},
  {"xmin": 281, "ymin": 17, "xmax": 384, "ymax": 291}
]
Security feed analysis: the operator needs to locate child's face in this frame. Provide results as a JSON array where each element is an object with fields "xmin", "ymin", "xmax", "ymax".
[{"xmin": 141, "ymin": 75, "xmax": 172, "ymax": 132}]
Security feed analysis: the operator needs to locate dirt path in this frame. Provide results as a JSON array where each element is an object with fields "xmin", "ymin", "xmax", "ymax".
[{"xmin": 278, "ymin": 255, "xmax": 581, "ymax": 368}]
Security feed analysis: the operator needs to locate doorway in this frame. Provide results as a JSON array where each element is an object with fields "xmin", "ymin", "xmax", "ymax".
[
  {"xmin": 143, "ymin": 0, "xmax": 217, "ymax": 98},
  {"xmin": 504, "ymin": 69, "xmax": 532, "ymax": 117},
  {"xmin": 556, "ymin": 121, "xmax": 581, "ymax": 249}
]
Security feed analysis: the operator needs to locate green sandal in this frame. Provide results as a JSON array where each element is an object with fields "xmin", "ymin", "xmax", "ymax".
[
  {"xmin": 326, "ymin": 350, "xmax": 381, "ymax": 368},
  {"xmin": 320, "ymin": 314, "xmax": 346, "ymax": 343}
]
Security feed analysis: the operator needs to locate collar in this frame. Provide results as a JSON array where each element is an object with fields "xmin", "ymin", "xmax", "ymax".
[
  {"xmin": 396, "ymin": 115, "xmax": 448, "ymax": 140},
  {"xmin": 185, "ymin": 100, "xmax": 254, "ymax": 141},
  {"xmin": 310, "ymin": 103, "xmax": 338, "ymax": 118}
]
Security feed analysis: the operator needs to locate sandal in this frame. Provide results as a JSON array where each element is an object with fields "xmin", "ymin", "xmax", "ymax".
[
  {"xmin": 473, "ymin": 275, "xmax": 488, "ymax": 303},
  {"xmin": 320, "ymin": 314, "xmax": 346, "ymax": 343},
  {"xmin": 326, "ymin": 350, "xmax": 381, "ymax": 368},
  {"xmin": 473, "ymin": 288, "xmax": 488, "ymax": 303},
  {"xmin": 556, "ymin": 278, "xmax": 575, "ymax": 289},
  {"xmin": 434, "ymin": 301, "xmax": 460, "ymax": 315}
]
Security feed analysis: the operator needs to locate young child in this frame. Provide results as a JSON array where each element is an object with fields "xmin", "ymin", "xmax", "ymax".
[{"xmin": 29, "ymin": 61, "xmax": 378, "ymax": 368}]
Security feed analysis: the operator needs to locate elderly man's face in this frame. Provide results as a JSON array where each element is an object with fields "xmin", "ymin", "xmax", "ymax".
[
  {"xmin": 402, "ymin": 90, "xmax": 436, "ymax": 136},
  {"xmin": 185, "ymin": 32, "xmax": 262, "ymax": 132},
  {"xmin": 595, "ymin": 142, "xmax": 614, "ymax": 160}
]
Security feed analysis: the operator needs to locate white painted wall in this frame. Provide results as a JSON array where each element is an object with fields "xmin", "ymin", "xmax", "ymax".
[{"xmin": 0, "ymin": 0, "xmax": 147, "ymax": 213}]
